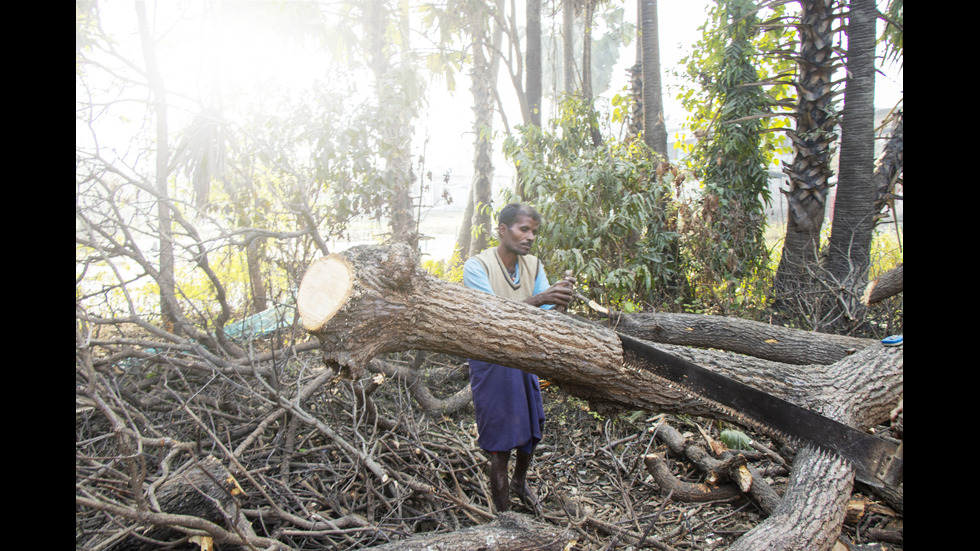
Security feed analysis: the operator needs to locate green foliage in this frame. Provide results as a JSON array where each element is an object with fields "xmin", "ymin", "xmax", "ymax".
[
  {"xmin": 422, "ymin": 248, "xmax": 465, "ymax": 283},
  {"xmin": 879, "ymin": 0, "xmax": 903, "ymax": 68},
  {"xmin": 503, "ymin": 96, "xmax": 680, "ymax": 309},
  {"xmin": 720, "ymin": 429, "xmax": 752, "ymax": 450},
  {"xmin": 241, "ymin": 64, "xmax": 424, "ymax": 241},
  {"xmin": 669, "ymin": 0, "xmax": 793, "ymax": 316}
]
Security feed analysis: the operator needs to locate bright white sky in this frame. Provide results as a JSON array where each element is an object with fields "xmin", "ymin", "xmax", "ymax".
[{"xmin": 88, "ymin": 0, "xmax": 903, "ymax": 153}]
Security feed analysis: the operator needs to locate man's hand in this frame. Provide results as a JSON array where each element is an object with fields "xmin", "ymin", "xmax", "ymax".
[{"xmin": 525, "ymin": 273, "xmax": 576, "ymax": 310}]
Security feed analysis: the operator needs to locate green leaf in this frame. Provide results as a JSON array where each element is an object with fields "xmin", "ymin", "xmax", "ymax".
[{"xmin": 720, "ymin": 429, "xmax": 753, "ymax": 451}]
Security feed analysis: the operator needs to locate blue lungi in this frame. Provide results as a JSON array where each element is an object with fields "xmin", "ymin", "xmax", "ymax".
[{"xmin": 469, "ymin": 359, "xmax": 545, "ymax": 454}]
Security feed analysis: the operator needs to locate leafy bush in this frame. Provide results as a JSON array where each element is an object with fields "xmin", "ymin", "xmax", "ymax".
[{"xmin": 502, "ymin": 97, "xmax": 681, "ymax": 310}]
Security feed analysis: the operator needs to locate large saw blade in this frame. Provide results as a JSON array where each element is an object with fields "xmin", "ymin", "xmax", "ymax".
[{"xmin": 619, "ymin": 334, "xmax": 903, "ymax": 488}]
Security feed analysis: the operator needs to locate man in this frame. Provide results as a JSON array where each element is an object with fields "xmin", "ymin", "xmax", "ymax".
[{"xmin": 463, "ymin": 203, "xmax": 575, "ymax": 513}]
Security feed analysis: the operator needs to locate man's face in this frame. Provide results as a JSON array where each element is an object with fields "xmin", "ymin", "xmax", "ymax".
[{"xmin": 499, "ymin": 215, "xmax": 539, "ymax": 256}]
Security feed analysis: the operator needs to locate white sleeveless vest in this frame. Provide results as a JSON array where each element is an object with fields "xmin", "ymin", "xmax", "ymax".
[{"xmin": 472, "ymin": 248, "xmax": 540, "ymax": 302}]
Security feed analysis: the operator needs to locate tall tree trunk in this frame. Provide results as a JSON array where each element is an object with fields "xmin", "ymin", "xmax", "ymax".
[
  {"xmin": 389, "ymin": 4, "xmax": 419, "ymax": 250},
  {"xmin": 773, "ymin": 0, "xmax": 839, "ymax": 308},
  {"xmin": 563, "ymin": 0, "xmax": 576, "ymax": 94},
  {"xmin": 821, "ymin": 0, "xmax": 877, "ymax": 287},
  {"xmin": 366, "ymin": 0, "xmax": 418, "ymax": 249},
  {"xmin": 467, "ymin": 28, "xmax": 496, "ymax": 257},
  {"xmin": 516, "ymin": 0, "xmax": 543, "ymax": 203},
  {"xmin": 525, "ymin": 0, "xmax": 542, "ymax": 128},
  {"xmin": 639, "ymin": 0, "xmax": 667, "ymax": 157},
  {"xmin": 454, "ymin": 185, "xmax": 475, "ymax": 261},
  {"xmin": 581, "ymin": 0, "xmax": 594, "ymax": 102},
  {"xmin": 871, "ymin": 111, "xmax": 903, "ymax": 228},
  {"xmin": 136, "ymin": 0, "xmax": 179, "ymax": 332},
  {"xmin": 582, "ymin": 0, "xmax": 603, "ymax": 147}
]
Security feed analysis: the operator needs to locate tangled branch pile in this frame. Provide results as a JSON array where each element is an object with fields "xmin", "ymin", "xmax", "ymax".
[{"xmin": 76, "ymin": 313, "xmax": 901, "ymax": 550}]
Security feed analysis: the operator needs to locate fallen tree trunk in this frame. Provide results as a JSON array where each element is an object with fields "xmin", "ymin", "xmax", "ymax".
[
  {"xmin": 89, "ymin": 455, "xmax": 261, "ymax": 551},
  {"xmin": 367, "ymin": 512, "xmax": 571, "ymax": 550},
  {"xmin": 862, "ymin": 263, "xmax": 904, "ymax": 306},
  {"xmin": 606, "ymin": 311, "xmax": 874, "ymax": 365},
  {"xmin": 297, "ymin": 244, "xmax": 903, "ymax": 550}
]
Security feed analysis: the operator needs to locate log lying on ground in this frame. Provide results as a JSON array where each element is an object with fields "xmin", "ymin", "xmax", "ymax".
[
  {"xmin": 607, "ymin": 311, "xmax": 874, "ymax": 365},
  {"xmin": 297, "ymin": 244, "xmax": 903, "ymax": 550},
  {"xmin": 95, "ymin": 456, "xmax": 256, "ymax": 551},
  {"xmin": 862, "ymin": 263, "xmax": 904, "ymax": 306},
  {"xmin": 367, "ymin": 512, "xmax": 571, "ymax": 550},
  {"xmin": 298, "ymin": 244, "xmax": 900, "ymax": 426}
]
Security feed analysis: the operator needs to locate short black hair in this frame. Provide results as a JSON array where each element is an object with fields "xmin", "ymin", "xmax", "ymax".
[{"xmin": 497, "ymin": 203, "xmax": 541, "ymax": 227}]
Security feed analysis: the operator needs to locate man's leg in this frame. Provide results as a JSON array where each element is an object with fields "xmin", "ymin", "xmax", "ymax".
[
  {"xmin": 489, "ymin": 451, "xmax": 510, "ymax": 513},
  {"xmin": 511, "ymin": 450, "xmax": 541, "ymax": 513}
]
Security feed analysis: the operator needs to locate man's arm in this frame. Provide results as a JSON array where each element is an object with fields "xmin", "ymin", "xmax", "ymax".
[
  {"xmin": 463, "ymin": 258, "xmax": 495, "ymax": 295},
  {"xmin": 525, "ymin": 263, "xmax": 574, "ymax": 309}
]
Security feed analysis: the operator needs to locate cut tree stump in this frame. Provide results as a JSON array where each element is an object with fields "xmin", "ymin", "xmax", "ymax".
[{"xmin": 297, "ymin": 243, "xmax": 903, "ymax": 551}]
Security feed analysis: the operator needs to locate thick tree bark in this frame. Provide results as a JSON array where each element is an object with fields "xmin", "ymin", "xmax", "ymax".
[
  {"xmin": 298, "ymin": 244, "xmax": 901, "ymax": 422},
  {"xmin": 297, "ymin": 244, "xmax": 903, "ymax": 549},
  {"xmin": 872, "ymin": 111, "xmax": 903, "ymax": 226},
  {"xmin": 729, "ymin": 448, "xmax": 854, "ymax": 550},
  {"xmin": 773, "ymin": 0, "xmax": 839, "ymax": 304}
]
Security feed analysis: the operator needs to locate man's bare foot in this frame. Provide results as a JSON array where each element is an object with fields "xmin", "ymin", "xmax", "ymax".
[{"xmin": 510, "ymin": 480, "xmax": 542, "ymax": 514}]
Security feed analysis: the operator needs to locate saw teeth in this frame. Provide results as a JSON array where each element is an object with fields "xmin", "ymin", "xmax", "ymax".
[{"xmin": 622, "ymin": 356, "xmax": 794, "ymax": 448}]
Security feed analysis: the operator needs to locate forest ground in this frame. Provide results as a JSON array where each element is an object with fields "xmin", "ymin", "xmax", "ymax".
[
  {"xmin": 75, "ymin": 338, "xmax": 904, "ymax": 550},
  {"xmin": 340, "ymin": 351, "xmax": 903, "ymax": 550}
]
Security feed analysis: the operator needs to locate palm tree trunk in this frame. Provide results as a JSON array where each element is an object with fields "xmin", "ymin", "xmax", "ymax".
[
  {"xmin": 773, "ymin": 0, "xmax": 839, "ymax": 306},
  {"xmin": 821, "ymin": 0, "xmax": 877, "ymax": 285},
  {"xmin": 639, "ymin": 0, "xmax": 667, "ymax": 156}
]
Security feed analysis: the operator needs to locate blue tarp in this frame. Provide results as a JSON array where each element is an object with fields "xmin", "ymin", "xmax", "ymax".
[{"xmin": 224, "ymin": 304, "xmax": 296, "ymax": 340}]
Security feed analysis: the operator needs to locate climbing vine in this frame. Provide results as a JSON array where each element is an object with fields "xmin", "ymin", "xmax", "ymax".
[{"xmin": 674, "ymin": 0, "xmax": 794, "ymax": 314}]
